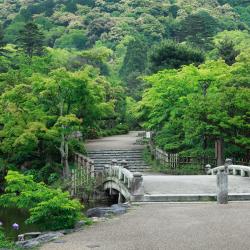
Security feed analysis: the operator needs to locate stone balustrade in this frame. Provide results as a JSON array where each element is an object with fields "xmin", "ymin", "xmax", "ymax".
[
  {"xmin": 103, "ymin": 163, "xmax": 144, "ymax": 201},
  {"xmin": 207, "ymin": 164, "xmax": 250, "ymax": 177}
]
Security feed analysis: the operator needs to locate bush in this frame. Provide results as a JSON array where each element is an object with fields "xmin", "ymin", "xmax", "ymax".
[
  {"xmin": 0, "ymin": 171, "xmax": 82, "ymax": 231},
  {"xmin": 0, "ymin": 229, "xmax": 13, "ymax": 249}
]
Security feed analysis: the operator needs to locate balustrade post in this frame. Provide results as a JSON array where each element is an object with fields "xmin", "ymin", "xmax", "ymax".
[
  {"xmin": 224, "ymin": 158, "xmax": 232, "ymax": 174},
  {"xmin": 205, "ymin": 164, "xmax": 211, "ymax": 174},
  {"xmin": 121, "ymin": 160, "xmax": 128, "ymax": 169},
  {"xmin": 111, "ymin": 159, "xmax": 118, "ymax": 166},
  {"xmin": 217, "ymin": 171, "xmax": 228, "ymax": 204},
  {"xmin": 131, "ymin": 172, "xmax": 144, "ymax": 196},
  {"xmin": 217, "ymin": 159, "xmax": 231, "ymax": 204}
]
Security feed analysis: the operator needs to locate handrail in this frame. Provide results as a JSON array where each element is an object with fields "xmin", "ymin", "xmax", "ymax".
[
  {"xmin": 104, "ymin": 164, "xmax": 134, "ymax": 190},
  {"xmin": 74, "ymin": 152, "xmax": 95, "ymax": 177},
  {"xmin": 103, "ymin": 164, "xmax": 144, "ymax": 196},
  {"xmin": 208, "ymin": 165, "xmax": 250, "ymax": 177},
  {"xmin": 71, "ymin": 153, "xmax": 95, "ymax": 196}
]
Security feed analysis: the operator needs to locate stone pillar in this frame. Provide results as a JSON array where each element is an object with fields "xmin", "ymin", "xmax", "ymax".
[
  {"xmin": 241, "ymin": 169, "xmax": 245, "ymax": 177},
  {"xmin": 217, "ymin": 171, "xmax": 228, "ymax": 204},
  {"xmin": 205, "ymin": 164, "xmax": 211, "ymax": 174},
  {"xmin": 224, "ymin": 158, "xmax": 232, "ymax": 174},
  {"xmin": 111, "ymin": 159, "xmax": 118, "ymax": 166},
  {"xmin": 121, "ymin": 160, "xmax": 128, "ymax": 169},
  {"xmin": 131, "ymin": 172, "xmax": 144, "ymax": 196}
]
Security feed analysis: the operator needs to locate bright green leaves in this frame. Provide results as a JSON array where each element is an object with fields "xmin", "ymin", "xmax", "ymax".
[
  {"xmin": 138, "ymin": 59, "xmax": 249, "ymax": 156},
  {"xmin": 0, "ymin": 57, "xmax": 114, "ymax": 175},
  {"xmin": 0, "ymin": 171, "xmax": 82, "ymax": 230}
]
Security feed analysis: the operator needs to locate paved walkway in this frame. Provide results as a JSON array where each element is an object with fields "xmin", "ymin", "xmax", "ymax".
[
  {"xmin": 143, "ymin": 175, "xmax": 250, "ymax": 194},
  {"xmin": 41, "ymin": 202, "xmax": 250, "ymax": 250},
  {"xmin": 85, "ymin": 131, "xmax": 144, "ymax": 151}
]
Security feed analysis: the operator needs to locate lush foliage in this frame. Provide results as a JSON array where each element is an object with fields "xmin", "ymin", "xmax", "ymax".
[
  {"xmin": 0, "ymin": 171, "xmax": 82, "ymax": 230},
  {"xmin": 137, "ymin": 57, "xmax": 250, "ymax": 157},
  {"xmin": 149, "ymin": 40, "xmax": 205, "ymax": 73},
  {"xmin": 0, "ymin": 0, "xmax": 249, "ymax": 186},
  {"xmin": 0, "ymin": 228, "xmax": 13, "ymax": 249},
  {"xmin": 0, "ymin": 0, "xmax": 249, "ymax": 98}
]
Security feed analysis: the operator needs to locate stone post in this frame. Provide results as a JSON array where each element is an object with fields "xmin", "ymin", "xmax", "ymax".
[
  {"xmin": 217, "ymin": 162, "xmax": 228, "ymax": 204},
  {"xmin": 121, "ymin": 160, "xmax": 128, "ymax": 169},
  {"xmin": 111, "ymin": 159, "xmax": 118, "ymax": 166},
  {"xmin": 131, "ymin": 172, "xmax": 144, "ymax": 196},
  {"xmin": 224, "ymin": 158, "xmax": 232, "ymax": 173},
  {"xmin": 205, "ymin": 164, "xmax": 211, "ymax": 174}
]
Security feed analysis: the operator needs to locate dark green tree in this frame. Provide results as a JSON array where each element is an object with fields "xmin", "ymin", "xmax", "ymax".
[
  {"xmin": 0, "ymin": 24, "xmax": 6, "ymax": 57},
  {"xmin": 217, "ymin": 39, "xmax": 239, "ymax": 65},
  {"xmin": 119, "ymin": 37, "xmax": 148, "ymax": 99},
  {"xmin": 120, "ymin": 37, "xmax": 148, "ymax": 78},
  {"xmin": 178, "ymin": 11, "xmax": 219, "ymax": 49},
  {"xmin": 17, "ymin": 22, "xmax": 45, "ymax": 58},
  {"xmin": 149, "ymin": 40, "xmax": 205, "ymax": 73}
]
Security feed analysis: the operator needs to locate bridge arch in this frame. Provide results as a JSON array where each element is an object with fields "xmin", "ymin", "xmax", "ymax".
[
  {"xmin": 103, "ymin": 176, "xmax": 131, "ymax": 201},
  {"xmin": 102, "ymin": 165, "xmax": 144, "ymax": 202}
]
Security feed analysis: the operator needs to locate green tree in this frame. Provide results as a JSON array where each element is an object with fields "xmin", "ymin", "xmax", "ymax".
[
  {"xmin": 217, "ymin": 38, "xmax": 239, "ymax": 65},
  {"xmin": 149, "ymin": 40, "xmax": 205, "ymax": 73},
  {"xmin": 119, "ymin": 37, "xmax": 148, "ymax": 99},
  {"xmin": 178, "ymin": 11, "xmax": 219, "ymax": 49},
  {"xmin": 17, "ymin": 22, "xmax": 45, "ymax": 58},
  {"xmin": 137, "ymin": 59, "xmax": 249, "ymax": 157}
]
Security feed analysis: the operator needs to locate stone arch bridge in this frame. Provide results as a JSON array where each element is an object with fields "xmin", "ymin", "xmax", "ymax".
[{"xmin": 72, "ymin": 132, "xmax": 250, "ymax": 202}]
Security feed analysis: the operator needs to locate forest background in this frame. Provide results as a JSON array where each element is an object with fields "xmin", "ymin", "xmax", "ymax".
[{"xmin": 0, "ymin": 0, "xmax": 249, "ymax": 185}]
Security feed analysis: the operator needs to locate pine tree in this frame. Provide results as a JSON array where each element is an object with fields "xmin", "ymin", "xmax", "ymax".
[
  {"xmin": 17, "ymin": 22, "xmax": 45, "ymax": 58},
  {"xmin": 217, "ymin": 39, "xmax": 239, "ymax": 66},
  {"xmin": 0, "ymin": 23, "xmax": 6, "ymax": 57}
]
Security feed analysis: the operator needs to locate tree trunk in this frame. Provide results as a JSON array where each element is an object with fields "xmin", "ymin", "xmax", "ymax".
[
  {"xmin": 59, "ymin": 101, "xmax": 70, "ymax": 179},
  {"xmin": 60, "ymin": 131, "xmax": 70, "ymax": 179}
]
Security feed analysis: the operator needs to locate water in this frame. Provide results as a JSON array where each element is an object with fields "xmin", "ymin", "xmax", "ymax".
[
  {"xmin": 0, "ymin": 207, "xmax": 40, "ymax": 241},
  {"xmin": 0, "ymin": 196, "xmax": 117, "ymax": 241}
]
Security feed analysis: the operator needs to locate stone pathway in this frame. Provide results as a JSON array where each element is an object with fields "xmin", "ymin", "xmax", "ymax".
[{"xmin": 41, "ymin": 202, "xmax": 250, "ymax": 250}]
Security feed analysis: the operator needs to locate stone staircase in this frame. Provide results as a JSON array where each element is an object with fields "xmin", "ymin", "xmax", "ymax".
[{"xmin": 87, "ymin": 149, "xmax": 151, "ymax": 173}]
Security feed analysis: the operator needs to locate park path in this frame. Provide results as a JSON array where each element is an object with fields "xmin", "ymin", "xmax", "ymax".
[
  {"xmin": 41, "ymin": 202, "xmax": 250, "ymax": 250},
  {"xmin": 85, "ymin": 131, "xmax": 145, "ymax": 151}
]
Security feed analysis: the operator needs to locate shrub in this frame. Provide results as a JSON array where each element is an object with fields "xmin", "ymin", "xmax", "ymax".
[
  {"xmin": 0, "ymin": 228, "xmax": 13, "ymax": 249},
  {"xmin": 0, "ymin": 171, "xmax": 82, "ymax": 231}
]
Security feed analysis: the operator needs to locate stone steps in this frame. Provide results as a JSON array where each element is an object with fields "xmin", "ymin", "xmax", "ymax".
[{"xmin": 88, "ymin": 149, "xmax": 150, "ymax": 173}]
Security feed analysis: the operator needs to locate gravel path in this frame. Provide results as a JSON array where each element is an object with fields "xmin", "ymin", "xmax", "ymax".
[{"xmin": 41, "ymin": 202, "xmax": 250, "ymax": 250}]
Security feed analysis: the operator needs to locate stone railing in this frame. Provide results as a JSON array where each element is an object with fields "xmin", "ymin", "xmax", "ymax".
[
  {"xmin": 207, "ymin": 159, "xmax": 250, "ymax": 177},
  {"xmin": 103, "ymin": 163, "xmax": 144, "ymax": 198}
]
